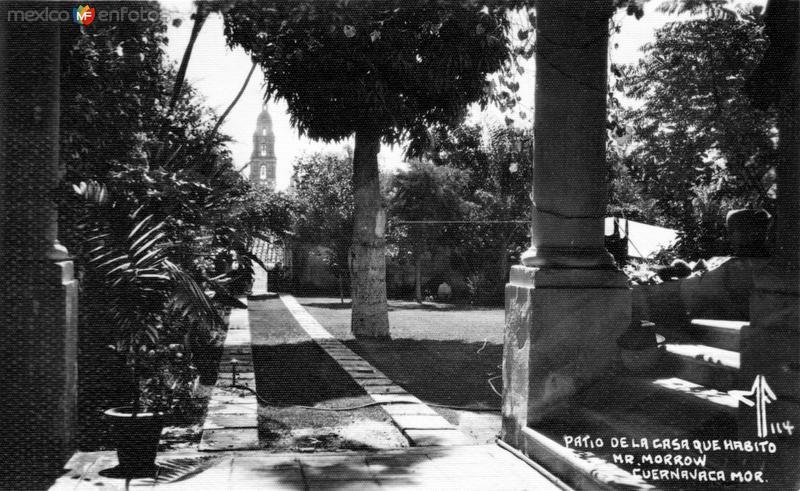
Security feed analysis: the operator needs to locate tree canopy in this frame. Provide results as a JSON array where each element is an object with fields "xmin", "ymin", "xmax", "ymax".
[
  {"xmin": 221, "ymin": 1, "xmax": 511, "ymax": 143},
  {"xmin": 291, "ymin": 151, "xmax": 355, "ymax": 280},
  {"xmin": 619, "ymin": 13, "xmax": 777, "ymax": 258},
  {"xmin": 388, "ymin": 160, "xmax": 469, "ymax": 301}
]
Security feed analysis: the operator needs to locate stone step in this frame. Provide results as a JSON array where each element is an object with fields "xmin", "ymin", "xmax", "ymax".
[
  {"xmin": 655, "ymin": 319, "xmax": 745, "ymax": 352},
  {"xmin": 575, "ymin": 376, "xmax": 738, "ymax": 438},
  {"xmin": 660, "ymin": 343, "xmax": 740, "ymax": 390},
  {"xmin": 526, "ymin": 376, "xmax": 740, "ymax": 486}
]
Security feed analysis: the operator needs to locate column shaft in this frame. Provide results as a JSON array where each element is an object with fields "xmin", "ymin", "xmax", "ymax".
[
  {"xmin": 502, "ymin": 2, "xmax": 630, "ymax": 449},
  {"xmin": 0, "ymin": 9, "xmax": 78, "ymax": 487},
  {"xmin": 523, "ymin": 0, "xmax": 615, "ymax": 268}
]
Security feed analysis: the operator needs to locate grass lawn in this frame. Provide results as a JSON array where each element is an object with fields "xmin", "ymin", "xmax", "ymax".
[
  {"xmin": 249, "ymin": 297, "xmax": 407, "ymax": 452},
  {"xmin": 296, "ymin": 296, "xmax": 506, "ymax": 444}
]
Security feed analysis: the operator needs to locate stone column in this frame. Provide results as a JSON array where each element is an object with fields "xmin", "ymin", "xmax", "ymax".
[
  {"xmin": 737, "ymin": 2, "xmax": 799, "ymax": 488},
  {"xmin": 0, "ymin": 9, "xmax": 79, "ymax": 487},
  {"xmin": 502, "ymin": 0, "xmax": 630, "ymax": 447}
]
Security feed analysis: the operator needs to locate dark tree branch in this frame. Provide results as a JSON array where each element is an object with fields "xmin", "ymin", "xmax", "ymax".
[{"xmin": 205, "ymin": 62, "xmax": 258, "ymax": 176}]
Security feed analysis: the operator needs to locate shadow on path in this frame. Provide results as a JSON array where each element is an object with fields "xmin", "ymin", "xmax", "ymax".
[{"xmin": 248, "ymin": 297, "xmax": 406, "ymax": 451}]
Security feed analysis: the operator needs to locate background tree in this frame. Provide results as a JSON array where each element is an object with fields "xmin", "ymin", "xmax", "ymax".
[
  {"xmin": 388, "ymin": 161, "xmax": 469, "ymax": 302},
  {"xmin": 620, "ymin": 11, "xmax": 777, "ymax": 258},
  {"xmin": 221, "ymin": 1, "xmax": 513, "ymax": 338},
  {"xmin": 291, "ymin": 152, "xmax": 355, "ymax": 303},
  {"xmin": 425, "ymin": 124, "xmax": 532, "ymax": 303}
]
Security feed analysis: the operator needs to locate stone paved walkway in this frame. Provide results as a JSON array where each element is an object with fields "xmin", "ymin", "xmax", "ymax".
[
  {"xmin": 50, "ymin": 283, "xmax": 566, "ymax": 489},
  {"xmin": 52, "ymin": 445, "xmax": 564, "ymax": 490},
  {"xmin": 279, "ymin": 294, "xmax": 474, "ymax": 447}
]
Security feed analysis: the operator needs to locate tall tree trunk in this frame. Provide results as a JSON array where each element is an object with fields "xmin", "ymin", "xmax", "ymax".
[
  {"xmin": 350, "ymin": 129, "xmax": 390, "ymax": 339},
  {"xmin": 414, "ymin": 255, "xmax": 422, "ymax": 303}
]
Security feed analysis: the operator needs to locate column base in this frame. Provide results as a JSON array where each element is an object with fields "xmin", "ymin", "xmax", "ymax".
[
  {"xmin": 1, "ymin": 258, "xmax": 78, "ymax": 487},
  {"xmin": 521, "ymin": 246, "xmax": 617, "ymax": 269},
  {"xmin": 502, "ymin": 265, "xmax": 630, "ymax": 443}
]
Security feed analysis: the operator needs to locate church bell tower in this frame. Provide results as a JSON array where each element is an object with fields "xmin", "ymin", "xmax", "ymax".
[{"xmin": 248, "ymin": 104, "xmax": 277, "ymax": 189}]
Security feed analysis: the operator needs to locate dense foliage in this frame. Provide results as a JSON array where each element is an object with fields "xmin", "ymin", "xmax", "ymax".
[
  {"xmin": 388, "ymin": 160, "xmax": 470, "ymax": 302},
  {"xmin": 423, "ymin": 124, "xmax": 532, "ymax": 303},
  {"xmin": 290, "ymin": 151, "xmax": 355, "ymax": 299},
  {"xmin": 619, "ymin": 12, "xmax": 777, "ymax": 259},
  {"xmin": 56, "ymin": 2, "xmax": 274, "ymax": 440},
  {"xmin": 221, "ymin": 1, "xmax": 512, "ymax": 143}
]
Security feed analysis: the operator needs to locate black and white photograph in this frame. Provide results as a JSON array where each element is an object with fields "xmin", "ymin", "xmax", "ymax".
[{"xmin": 1, "ymin": 0, "xmax": 798, "ymax": 489}]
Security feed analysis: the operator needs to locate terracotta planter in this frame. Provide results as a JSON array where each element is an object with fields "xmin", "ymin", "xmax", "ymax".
[{"xmin": 104, "ymin": 407, "xmax": 166, "ymax": 476}]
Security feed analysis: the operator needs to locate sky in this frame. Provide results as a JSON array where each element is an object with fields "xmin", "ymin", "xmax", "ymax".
[{"xmin": 159, "ymin": 1, "xmax": 757, "ymax": 190}]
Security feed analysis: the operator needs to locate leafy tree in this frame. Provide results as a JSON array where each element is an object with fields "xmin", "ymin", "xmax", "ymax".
[
  {"xmin": 388, "ymin": 161, "xmax": 469, "ymax": 302},
  {"xmin": 291, "ymin": 152, "xmax": 355, "ymax": 303},
  {"xmin": 620, "ymin": 13, "xmax": 777, "ymax": 258},
  {"xmin": 221, "ymin": 1, "xmax": 513, "ymax": 338}
]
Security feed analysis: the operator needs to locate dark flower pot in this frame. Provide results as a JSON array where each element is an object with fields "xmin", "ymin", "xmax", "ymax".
[
  {"xmin": 194, "ymin": 344, "xmax": 224, "ymax": 385},
  {"xmin": 104, "ymin": 407, "xmax": 166, "ymax": 476}
]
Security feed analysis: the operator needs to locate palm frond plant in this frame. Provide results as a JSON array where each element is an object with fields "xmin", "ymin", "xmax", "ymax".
[
  {"xmin": 76, "ymin": 179, "xmax": 226, "ymax": 474},
  {"xmin": 78, "ymin": 180, "xmax": 223, "ymax": 413}
]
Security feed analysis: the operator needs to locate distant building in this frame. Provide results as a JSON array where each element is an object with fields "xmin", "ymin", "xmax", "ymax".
[{"xmin": 248, "ymin": 104, "xmax": 277, "ymax": 189}]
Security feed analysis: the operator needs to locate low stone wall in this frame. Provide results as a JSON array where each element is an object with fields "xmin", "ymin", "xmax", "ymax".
[{"xmin": 633, "ymin": 256, "xmax": 770, "ymax": 325}]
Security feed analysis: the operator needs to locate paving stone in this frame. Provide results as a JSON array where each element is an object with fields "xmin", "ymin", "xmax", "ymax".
[
  {"xmin": 390, "ymin": 414, "xmax": 454, "ymax": 430},
  {"xmin": 364, "ymin": 384, "xmax": 409, "ymax": 394},
  {"xmin": 380, "ymin": 403, "xmax": 440, "ymax": 417},
  {"xmin": 218, "ymin": 359, "xmax": 253, "ymax": 366},
  {"xmin": 216, "ymin": 372, "xmax": 256, "ymax": 381},
  {"xmin": 206, "ymin": 402, "xmax": 258, "ymax": 416},
  {"xmin": 338, "ymin": 361, "xmax": 373, "ymax": 368},
  {"xmin": 376, "ymin": 477, "xmax": 532, "ymax": 491},
  {"xmin": 403, "ymin": 429, "xmax": 475, "ymax": 447},
  {"xmin": 354, "ymin": 377, "xmax": 395, "ymax": 386},
  {"xmin": 208, "ymin": 394, "xmax": 257, "ymax": 405},
  {"xmin": 229, "ymin": 457, "xmax": 304, "ymax": 488},
  {"xmin": 58, "ymin": 444, "xmax": 562, "ymax": 490},
  {"xmin": 199, "ymin": 428, "xmax": 260, "ymax": 451},
  {"xmin": 300, "ymin": 458, "xmax": 374, "ymax": 481},
  {"xmin": 323, "ymin": 347, "xmax": 355, "ymax": 354},
  {"xmin": 218, "ymin": 363, "xmax": 254, "ymax": 371},
  {"xmin": 348, "ymin": 370, "xmax": 386, "ymax": 379},
  {"xmin": 332, "ymin": 357, "xmax": 367, "ymax": 363},
  {"xmin": 371, "ymin": 393, "xmax": 422, "ymax": 404},
  {"xmin": 148, "ymin": 457, "xmax": 234, "ymax": 489},
  {"xmin": 232, "ymin": 455, "xmax": 300, "ymax": 473},
  {"xmin": 316, "ymin": 340, "xmax": 344, "ymax": 347},
  {"xmin": 203, "ymin": 413, "xmax": 258, "ymax": 429}
]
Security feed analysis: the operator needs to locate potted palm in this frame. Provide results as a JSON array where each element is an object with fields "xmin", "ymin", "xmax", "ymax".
[{"xmin": 78, "ymin": 181, "xmax": 223, "ymax": 476}]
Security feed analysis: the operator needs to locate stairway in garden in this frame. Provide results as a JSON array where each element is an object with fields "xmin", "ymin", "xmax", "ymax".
[{"xmin": 523, "ymin": 318, "xmax": 747, "ymax": 489}]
